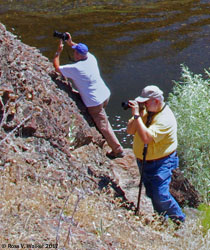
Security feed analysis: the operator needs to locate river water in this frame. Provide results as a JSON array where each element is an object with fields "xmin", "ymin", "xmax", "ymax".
[{"xmin": 0, "ymin": 0, "xmax": 209, "ymax": 147}]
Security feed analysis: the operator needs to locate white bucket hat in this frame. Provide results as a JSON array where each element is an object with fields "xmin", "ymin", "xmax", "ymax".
[{"xmin": 135, "ymin": 85, "xmax": 164, "ymax": 103}]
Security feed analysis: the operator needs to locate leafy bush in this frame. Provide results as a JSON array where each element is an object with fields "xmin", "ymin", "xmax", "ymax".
[
  {"xmin": 198, "ymin": 204, "xmax": 210, "ymax": 234},
  {"xmin": 168, "ymin": 65, "xmax": 210, "ymax": 203}
]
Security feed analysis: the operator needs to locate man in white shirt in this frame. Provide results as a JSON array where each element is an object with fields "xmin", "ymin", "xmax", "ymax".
[{"xmin": 53, "ymin": 32, "xmax": 124, "ymax": 159}]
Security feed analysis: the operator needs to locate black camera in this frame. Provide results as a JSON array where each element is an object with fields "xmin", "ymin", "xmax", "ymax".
[
  {"xmin": 53, "ymin": 31, "xmax": 69, "ymax": 41},
  {"xmin": 122, "ymin": 101, "xmax": 145, "ymax": 111},
  {"xmin": 121, "ymin": 101, "xmax": 130, "ymax": 110}
]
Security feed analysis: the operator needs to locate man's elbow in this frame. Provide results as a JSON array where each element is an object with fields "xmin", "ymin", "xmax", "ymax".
[
  {"xmin": 55, "ymin": 67, "xmax": 61, "ymax": 73},
  {"xmin": 127, "ymin": 125, "xmax": 136, "ymax": 135},
  {"xmin": 53, "ymin": 63, "xmax": 61, "ymax": 74},
  {"xmin": 127, "ymin": 127, "xmax": 132, "ymax": 135},
  {"xmin": 142, "ymin": 135, "xmax": 153, "ymax": 144}
]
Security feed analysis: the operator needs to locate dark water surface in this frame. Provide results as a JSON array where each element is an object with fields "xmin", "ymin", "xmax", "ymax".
[{"xmin": 0, "ymin": 0, "xmax": 209, "ymax": 147}]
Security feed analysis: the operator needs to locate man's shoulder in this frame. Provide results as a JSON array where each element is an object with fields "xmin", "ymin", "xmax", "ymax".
[
  {"xmin": 154, "ymin": 105, "xmax": 177, "ymax": 125},
  {"xmin": 165, "ymin": 105, "xmax": 176, "ymax": 118},
  {"xmin": 87, "ymin": 52, "xmax": 96, "ymax": 60}
]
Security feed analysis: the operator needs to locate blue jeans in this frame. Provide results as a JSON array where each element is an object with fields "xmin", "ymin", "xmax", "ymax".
[{"xmin": 137, "ymin": 152, "xmax": 186, "ymax": 222}]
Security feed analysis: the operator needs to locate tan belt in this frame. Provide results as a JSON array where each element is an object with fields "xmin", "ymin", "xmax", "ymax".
[{"xmin": 137, "ymin": 150, "xmax": 176, "ymax": 163}]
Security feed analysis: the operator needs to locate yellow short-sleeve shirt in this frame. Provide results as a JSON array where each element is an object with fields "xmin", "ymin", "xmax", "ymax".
[{"xmin": 133, "ymin": 105, "xmax": 178, "ymax": 160}]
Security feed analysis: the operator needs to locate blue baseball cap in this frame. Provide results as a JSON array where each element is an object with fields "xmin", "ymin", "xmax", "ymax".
[{"xmin": 72, "ymin": 43, "xmax": 88, "ymax": 55}]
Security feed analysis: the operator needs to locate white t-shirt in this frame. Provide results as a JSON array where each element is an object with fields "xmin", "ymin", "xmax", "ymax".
[{"xmin": 59, "ymin": 52, "xmax": 111, "ymax": 107}]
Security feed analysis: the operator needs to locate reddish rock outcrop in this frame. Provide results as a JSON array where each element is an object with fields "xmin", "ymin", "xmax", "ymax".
[{"xmin": 0, "ymin": 22, "xmax": 104, "ymax": 156}]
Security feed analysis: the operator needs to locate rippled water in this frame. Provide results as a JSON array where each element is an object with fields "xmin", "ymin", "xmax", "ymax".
[{"xmin": 0, "ymin": 0, "xmax": 209, "ymax": 146}]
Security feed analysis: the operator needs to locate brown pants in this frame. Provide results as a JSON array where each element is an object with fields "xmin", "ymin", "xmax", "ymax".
[{"xmin": 87, "ymin": 98, "xmax": 123, "ymax": 154}]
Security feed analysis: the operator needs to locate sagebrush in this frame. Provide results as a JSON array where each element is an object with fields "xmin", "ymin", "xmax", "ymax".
[{"xmin": 168, "ymin": 64, "xmax": 210, "ymax": 203}]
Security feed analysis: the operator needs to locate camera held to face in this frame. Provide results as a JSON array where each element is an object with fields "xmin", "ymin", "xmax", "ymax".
[
  {"xmin": 121, "ymin": 101, "xmax": 145, "ymax": 111},
  {"xmin": 53, "ymin": 31, "xmax": 69, "ymax": 41}
]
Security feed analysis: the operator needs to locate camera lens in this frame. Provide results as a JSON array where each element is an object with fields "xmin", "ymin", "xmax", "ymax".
[
  {"xmin": 53, "ymin": 31, "xmax": 68, "ymax": 41},
  {"xmin": 62, "ymin": 33, "xmax": 69, "ymax": 41},
  {"xmin": 121, "ymin": 101, "xmax": 130, "ymax": 110}
]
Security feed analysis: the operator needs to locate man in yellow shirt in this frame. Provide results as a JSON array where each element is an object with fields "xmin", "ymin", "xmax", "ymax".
[{"xmin": 127, "ymin": 85, "xmax": 185, "ymax": 223}]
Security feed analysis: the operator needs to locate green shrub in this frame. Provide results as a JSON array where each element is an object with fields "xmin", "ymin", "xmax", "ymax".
[
  {"xmin": 198, "ymin": 204, "xmax": 210, "ymax": 234},
  {"xmin": 168, "ymin": 64, "xmax": 210, "ymax": 203}
]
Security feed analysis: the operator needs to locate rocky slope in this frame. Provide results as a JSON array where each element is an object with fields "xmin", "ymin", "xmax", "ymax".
[{"xmin": 0, "ymin": 23, "xmax": 201, "ymax": 247}]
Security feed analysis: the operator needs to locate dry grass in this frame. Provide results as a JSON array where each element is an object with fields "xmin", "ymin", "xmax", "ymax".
[{"xmin": 0, "ymin": 161, "xmax": 209, "ymax": 250}]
